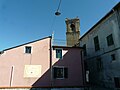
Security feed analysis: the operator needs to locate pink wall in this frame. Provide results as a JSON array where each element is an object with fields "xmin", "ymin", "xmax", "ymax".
[
  {"xmin": 0, "ymin": 37, "xmax": 85, "ymax": 88},
  {"xmin": 0, "ymin": 37, "xmax": 51, "ymax": 87},
  {"xmin": 52, "ymin": 47, "xmax": 84, "ymax": 87}
]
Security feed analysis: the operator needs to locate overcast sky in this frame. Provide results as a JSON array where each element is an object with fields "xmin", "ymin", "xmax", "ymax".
[{"xmin": 0, "ymin": 0, "xmax": 119, "ymax": 50}]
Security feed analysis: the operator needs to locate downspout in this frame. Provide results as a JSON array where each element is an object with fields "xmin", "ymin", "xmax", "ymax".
[
  {"xmin": 80, "ymin": 50, "xmax": 85, "ymax": 88},
  {"xmin": 50, "ymin": 36, "xmax": 53, "ymax": 87}
]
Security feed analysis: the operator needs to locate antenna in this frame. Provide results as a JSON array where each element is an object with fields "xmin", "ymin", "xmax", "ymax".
[
  {"xmin": 52, "ymin": 31, "xmax": 54, "ymax": 40},
  {"xmin": 51, "ymin": 31, "xmax": 54, "ymax": 46}
]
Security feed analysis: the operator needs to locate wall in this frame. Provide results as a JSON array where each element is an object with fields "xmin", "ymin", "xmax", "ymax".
[
  {"xmin": 0, "ymin": 37, "xmax": 85, "ymax": 88},
  {"xmin": 51, "ymin": 47, "xmax": 85, "ymax": 87},
  {"xmin": 0, "ymin": 37, "xmax": 51, "ymax": 87},
  {"xmin": 32, "ymin": 46, "xmax": 85, "ymax": 87},
  {"xmin": 79, "ymin": 7, "xmax": 120, "ymax": 89},
  {"xmin": 0, "ymin": 88, "xmax": 84, "ymax": 90}
]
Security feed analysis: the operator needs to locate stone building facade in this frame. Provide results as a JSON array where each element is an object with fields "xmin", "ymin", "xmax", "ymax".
[
  {"xmin": 65, "ymin": 17, "xmax": 80, "ymax": 47},
  {"xmin": 79, "ymin": 2, "xmax": 120, "ymax": 89}
]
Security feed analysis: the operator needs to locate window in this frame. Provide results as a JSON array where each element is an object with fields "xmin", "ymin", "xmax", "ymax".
[
  {"xmin": 53, "ymin": 67, "xmax": 68, "ymax": 79},
  {"xmin": 106, "ymin": 34, "xmax": 114, "ymax": 46},
  {"xmin": 56, "ymin": 49, "xmax": 62, "ymax": 59},
  {"xmin": 83, "ymin": 44, "xmax": 87, "ymax": 56},
  {"xmin": 70, "ymin": 23, "xmax": 76, "ymax": 31},
  {"xmin": 111, "ymin": 54, "xmax": 116, "ymax": 61},
  {"xmin": 25, "ymin": 46, "xmax": 32, "ymax": 54},
  {"xmin": 97, "ymin": 58, "xmax": 102, "ymax": 71},
  {"xmin": 94, "ymin": 36, "xmax": 100, "ymax": 51},
  {"xmin": 114, "ymin": 77, "xmax": 120, "ymax": 88}
]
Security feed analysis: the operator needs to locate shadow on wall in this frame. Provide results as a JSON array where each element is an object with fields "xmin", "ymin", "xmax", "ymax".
[{"xmin": 30, "ymin": 48, "xmax": 84, "ymax": 89}]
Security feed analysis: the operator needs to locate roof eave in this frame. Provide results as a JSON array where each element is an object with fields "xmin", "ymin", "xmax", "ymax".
[{"xmin": 80, "ymin": 2, "xmax": 120, "ymax": 40}]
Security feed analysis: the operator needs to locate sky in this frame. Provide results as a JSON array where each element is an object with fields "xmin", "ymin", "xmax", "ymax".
[{"xmin": 0, "ymin": 0, "xmax": 119, "ymax": 50}]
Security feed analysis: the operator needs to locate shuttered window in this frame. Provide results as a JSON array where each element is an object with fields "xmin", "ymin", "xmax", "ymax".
[
  {"xmin": 53, "ymin": 67, "xmax": 68, "ymax": 79},
  {"xmin": 106, "ymin": 34, "xmax": 114, "ymax": 46},
  {"xmin": 83, "ymin": 44, "xmax": 87, "ymax": 56},
  {"xmin": 94, "ymin": 36, "xmax": 100, "ymax": 51}
]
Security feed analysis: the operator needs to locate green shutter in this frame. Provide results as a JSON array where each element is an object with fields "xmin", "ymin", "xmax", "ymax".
[
  {"xmin": 107, "ymin": 34, "xmax": 114, "ymax": 46},
  {"xmin": 94, "ymin": 36, "xmax": 100, "ymax": 51},
  {"xmin": 64, "ymin": 68, "xmax": 68, "ymax": 78},
  {"xmin": 53, "ymin": 67, "xmax": 57, "ymax": 79}
]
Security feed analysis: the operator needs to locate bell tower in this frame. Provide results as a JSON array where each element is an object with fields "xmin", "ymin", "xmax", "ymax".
[{"xmin": 65, "ymin": 17, "xmax": 80, "ymax": 46}]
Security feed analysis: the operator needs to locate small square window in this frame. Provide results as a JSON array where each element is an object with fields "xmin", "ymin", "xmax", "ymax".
[
  {"xmin": 25, "ymin": 46, "xmax": 32, "ymax": 54},
  {"xmin": 53, "ymin": 67, "xmax": 68, "ymax": 79},
  {"xmin": 106, "ymin": 34, "xmax": 114, "ymax": 46},
  {"xmin": 56, "ymin": 49, "xmax": 62, "ymax": 59},
  {"xmin": 111, "ymin": 54, "xmax": 116, "ymax": 61}
]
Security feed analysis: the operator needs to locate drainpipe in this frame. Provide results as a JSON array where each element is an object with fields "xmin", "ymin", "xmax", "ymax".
[
  {"xmin": 50, "ymin": 35, "xmax": 53, "ymax": 87},
  {"xmin": 81, "ymin": 50, "xmax": 85, "ymax": 88}
]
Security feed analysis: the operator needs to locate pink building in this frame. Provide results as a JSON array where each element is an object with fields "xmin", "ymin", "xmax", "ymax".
[{"xmin": 0, "ymin": 36, "xmax": 85, "ymax": 88}]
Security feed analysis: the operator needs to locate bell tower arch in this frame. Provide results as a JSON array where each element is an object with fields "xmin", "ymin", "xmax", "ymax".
[{"xmin": 65, "ymin": 17, "xmax": 80, "ymax": 46}]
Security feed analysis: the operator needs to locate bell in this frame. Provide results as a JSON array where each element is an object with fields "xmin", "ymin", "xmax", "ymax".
[{"xmin": 55, "ymin": 11, "xmax": 61, "ymax": 16}]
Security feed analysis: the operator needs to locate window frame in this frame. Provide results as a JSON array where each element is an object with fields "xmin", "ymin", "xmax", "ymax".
[
  {"xmin": 25, "ymin": 46, "xmax": 32, "ymax": 54},
  {"xmin": 55, "ymin": 48, "xmax": 63, "ymax": 59},
  {"xmin": 94, "ymin": 36, "xmax": 100, "ymax": 51},
  {"xmin": 53, "ymin": 66, "xmax": 68, "ymax": 79},
  {"xmin": 106, "ymin": 34, "xmax": 114, "ymax": 46}
]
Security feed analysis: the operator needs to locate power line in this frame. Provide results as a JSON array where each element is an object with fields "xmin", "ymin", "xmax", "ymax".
[
  {"xmin": 55, "ymin": 0, "xmax": 62, "ymax": 16},
  {"xmin": 49, "ymin": 0, "xmax": 62, "ymax": 35},
  {"xmin": 56, "ymin": 0, "xmax": 62, "ymax": 12},
  {"xmin": 49, "ymin": 16, "xmax": 56, "ymax": 34}
]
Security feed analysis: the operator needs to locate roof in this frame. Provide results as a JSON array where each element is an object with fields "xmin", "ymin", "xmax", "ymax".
[
  {"xmin": 52, "ymin": 46, "xmax": 83, "ymax": 49},
  {"xmin": 80, "ymin": 2, "xmax": 120, "ymax": 40},
  {"xmin": 3, "ymin": 36, "xmax": 52, "ymax": 51}
]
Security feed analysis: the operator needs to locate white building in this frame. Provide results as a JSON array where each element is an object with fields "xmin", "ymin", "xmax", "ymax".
[{"xmin": 79, "ymin": 2, "xmax": 120, "ymax": 89}]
